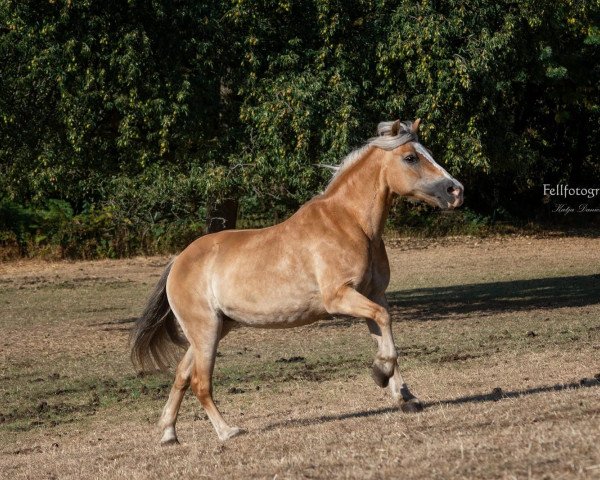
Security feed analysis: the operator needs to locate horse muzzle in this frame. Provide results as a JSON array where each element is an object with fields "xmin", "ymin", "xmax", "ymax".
[{"xmin": 427, "ymin": 178, "xmax": 464, "ymax": 209}]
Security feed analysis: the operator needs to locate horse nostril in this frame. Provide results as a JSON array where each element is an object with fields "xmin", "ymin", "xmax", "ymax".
[{"xmin": 447, "ymin": 184, "xmax": 463, "ymax": 198}]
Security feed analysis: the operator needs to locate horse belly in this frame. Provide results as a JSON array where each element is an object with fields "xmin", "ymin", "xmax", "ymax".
[{"xmin": 215, "ymin": 273, "xmax": 327, "ymax": 328}]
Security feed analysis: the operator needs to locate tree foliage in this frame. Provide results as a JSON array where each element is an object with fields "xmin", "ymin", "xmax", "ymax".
[{"xmin": 0, "ymin": 0, "xmax": 598, "ymax": 256}]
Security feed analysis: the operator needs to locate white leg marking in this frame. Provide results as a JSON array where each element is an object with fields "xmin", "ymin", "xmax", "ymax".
[{"xmin": 160, "ymin": 425, "xmax": 179, "ymax": 445}]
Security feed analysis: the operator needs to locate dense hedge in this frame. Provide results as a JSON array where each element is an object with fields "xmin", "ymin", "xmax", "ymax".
[{"xmin": 1, "ymin": 0, "xmax": 598, "ymax": 257}]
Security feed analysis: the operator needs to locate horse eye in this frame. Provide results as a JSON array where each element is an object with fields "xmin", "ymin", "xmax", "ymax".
[{"xmin": 404, "ymin": 155, "xmax": 418, "ymax": 164}]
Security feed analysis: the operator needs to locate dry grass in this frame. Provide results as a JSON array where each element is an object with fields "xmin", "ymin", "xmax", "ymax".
[{"xmin": 1, "ymin": 235, "xmax": 599, "ymax": 479}]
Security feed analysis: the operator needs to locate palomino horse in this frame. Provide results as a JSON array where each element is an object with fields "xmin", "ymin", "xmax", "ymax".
[{"xmin": 131, "ymin": 119, "xmax": 464, "ymax": 444}]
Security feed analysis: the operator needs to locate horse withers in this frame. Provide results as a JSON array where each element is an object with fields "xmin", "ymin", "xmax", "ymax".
[{"xmin": 131, "ymin": 119, "xmax": 464, "ymax": 443}]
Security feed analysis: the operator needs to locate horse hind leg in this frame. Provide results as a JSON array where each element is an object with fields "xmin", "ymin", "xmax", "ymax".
[
  {"xmin": 159, "ymin": 346, "xmax": 194, "ymax": 445},
  {"xmin": 158, "ymin": 320, "xmax": 238, "ymax": 445},
  {"xmin": 188, "ymin": 317, "xmax": 244, "ymax": 441}
]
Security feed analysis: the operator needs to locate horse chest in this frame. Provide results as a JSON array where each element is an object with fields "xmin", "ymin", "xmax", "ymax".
[
  {"xmin": 352, "ymin": 242, "xmax": 390, "ymax": 295},
  {"xmin": 354, "ymin": 257, "xmax": 385, "ymax": 293}
]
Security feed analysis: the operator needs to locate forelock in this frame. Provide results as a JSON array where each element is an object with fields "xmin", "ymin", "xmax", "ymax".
[
  {"xmin": 324, "ymin": 119, "xmax": 418, "ymax": 186},
  {"xmin": 369, "ymin": 121, "xmax": 418, "ymax": 150}
]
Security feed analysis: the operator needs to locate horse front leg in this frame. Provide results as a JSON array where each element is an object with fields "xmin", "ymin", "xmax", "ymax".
[
  {"xmin": 323, "ymin": 286, "xmax": 397, "ymax": 387},
  {"xmin": 370, "ymin": 293, "xmax": 423, "ymax": 412}
]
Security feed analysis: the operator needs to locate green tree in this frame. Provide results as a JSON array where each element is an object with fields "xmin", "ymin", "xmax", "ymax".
[{"xmin": 0, "ymin": 0, "xmax": 598, "ymax": 257}]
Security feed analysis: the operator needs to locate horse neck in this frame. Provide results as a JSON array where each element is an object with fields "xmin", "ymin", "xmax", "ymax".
[{"xmin": 323, "ymin": 147, "xmax": 393, "ymax": 241}]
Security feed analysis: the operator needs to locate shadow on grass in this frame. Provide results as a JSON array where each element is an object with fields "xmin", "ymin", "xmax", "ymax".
[
  {"xmin": 91, "ymin": 317, "xmax": 137, "ymax": 332},
  {"xmin": 425, "ymin": 377, "xmax": 600, "ymax": 407},
  {"xmin": 386, "ymin": 274, "xmax": 600, "ymax": 320},
  {"xmin": 261, "ymin": 378, "xmax": 600, "ymax": 432}
]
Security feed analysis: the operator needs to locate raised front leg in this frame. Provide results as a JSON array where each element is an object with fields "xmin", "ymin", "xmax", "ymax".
[
  {"xmin": 323, "ymin": 286, "xmax": 397, "ymax": 387},
  {"xmin": 371, "ymin": 293, "xmax": 423, "ymax": 412}
]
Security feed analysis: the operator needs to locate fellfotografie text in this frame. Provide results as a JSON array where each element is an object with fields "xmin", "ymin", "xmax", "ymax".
[{"xmin": 544, "ymin": 184, "xmax": 600, "ymax": 199}]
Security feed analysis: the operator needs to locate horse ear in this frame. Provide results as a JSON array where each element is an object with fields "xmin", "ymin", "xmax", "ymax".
[
  {"xmin": 411, "ymin": 118, "xmax": 421, "ymax": 134},
  {"xmin": 390, "ymin": 119, "xmax": 401, "ymax": 136}
]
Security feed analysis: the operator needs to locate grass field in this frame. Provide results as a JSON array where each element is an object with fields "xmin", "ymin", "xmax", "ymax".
[{"xmin": 1, "ymin": 235, "xmax": 599, "ymax": 479}]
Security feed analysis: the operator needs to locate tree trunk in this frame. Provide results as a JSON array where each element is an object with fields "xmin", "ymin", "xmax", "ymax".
[{"xmin": 206, "ymin": 197, "xmax": 238, "ymax": 233}]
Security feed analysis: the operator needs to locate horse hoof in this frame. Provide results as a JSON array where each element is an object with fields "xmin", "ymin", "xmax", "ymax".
[
  {"xmin": 219, "ymin": 426, "xmax": 246, "ymax": 442},
  {"xmin": 160, "ymin": 436, "xmax": 180, "ymax": 446},
  {"xmin": 401, "ymin": 398, "xmax": 424, "ymax": 413},
  {"xmin": 371, "ymin": 365, "xmax": 390, "ymax": 388},
  {"xmin": 159, "ymin": 426, "xmax": 180, "ymax": 446}
]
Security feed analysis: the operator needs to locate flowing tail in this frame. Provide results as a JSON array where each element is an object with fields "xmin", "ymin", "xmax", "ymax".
[{"xmin": 130, "ymin": 259, "xmax": 188, "ymax": 371}]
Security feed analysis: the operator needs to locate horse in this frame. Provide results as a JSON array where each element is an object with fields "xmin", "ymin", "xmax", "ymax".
[{"xmin": 130, "ymin": 118, "xmax": 464, "ymax": 444}]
